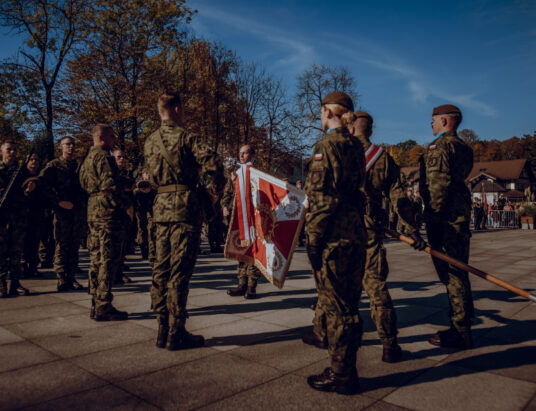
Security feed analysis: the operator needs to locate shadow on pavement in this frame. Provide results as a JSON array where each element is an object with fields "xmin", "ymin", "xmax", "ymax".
[{"xmin": 205, "ymin": 325, "xmax": 311, "ymax": 348}]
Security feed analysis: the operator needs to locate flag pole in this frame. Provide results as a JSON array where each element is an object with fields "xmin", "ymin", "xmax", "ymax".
[{"xmin": 385, "ymin": 228, "xmax": 536, "ymax": 303}]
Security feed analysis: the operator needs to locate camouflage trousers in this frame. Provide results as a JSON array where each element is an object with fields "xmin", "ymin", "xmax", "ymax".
[
  {"xmin": 426, "ymin": 218, "xmax": 474, "ymax": 332},
  {"xmin": 87, "ymin": 220, "xmax": 122, "ymax": 314},
  {"xmin": 115, "ymin": 217, "xmax": 130, "ymax": 281},
  {"xmin": 0, "ymin": 215, "xmax": 25, "ymax": 281},
  {"xmin": 24, "ymin": 212, "xmax": 43, "ymax": 274},
  {"xmin": 362, "ymin": 219, "xmax": 398, "ymax": 347},
  {"xmin": 39, "ymin": 212, "xmax": 54, "ymax": 266},
  {"xmin": 53, "ymin": 212, "xmax": 82, "ymax": 281},
  {"xmin": 151, "ymin": 222, "xmax": 200, "ymax": 327},
  {"xmin": 137, "ymin": 213, "xmax": 156, "ymax": 265},
  {"xmin": 312, "ymin": 239, "xmax": 366, "ymax": 375},
  {"xmin": 237, "ymin": 262, "xmax": 260, "ymax": 287}
]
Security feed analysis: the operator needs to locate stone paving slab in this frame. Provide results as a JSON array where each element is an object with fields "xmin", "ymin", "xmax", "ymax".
[
  {"xmin": 382, "ymin": 364, "xmax": 536, "ymax": 411},
  {"xmin": 24, "ymin": 385, "xmax": 159, "ymax": 411},
  {"xmin": 0, "ymin": 361, "xmax": 106, "ymax": 409},
  {"xmin": 116, "ymin": 353, "xmax": 283, "ymax": 410},
  {"xmin": 71, "ymin": 341, "xmax": 218, "ymax": 382},
  {"xmin": 31, "ymin": 322, "xmax": 155, "ymax": 359},
  {"xmin": 0, "ymin": 230, "xmax": 534, "ymax": 410}
]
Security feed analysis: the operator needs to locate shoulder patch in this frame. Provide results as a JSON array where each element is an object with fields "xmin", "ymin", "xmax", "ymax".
[
  {"xmin": 429, "ymin": 144, "xmax": 436, "ymax": 150},
  {"xmin": 314, "ymin": 153, "xmax": 323, "ymax": 161}
]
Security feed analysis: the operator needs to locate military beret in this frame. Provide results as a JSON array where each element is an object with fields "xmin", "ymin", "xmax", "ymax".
[
  {"xmin": 322, "ymin": 91, "xmax": 354, "ymax": 111},
  {"xmin": 432, "ymin": 104, "xmax": 462, "ymax": 116},
  {"xmin": 354, "ymin": 110, "xmax": 373, "ymax": 124}
]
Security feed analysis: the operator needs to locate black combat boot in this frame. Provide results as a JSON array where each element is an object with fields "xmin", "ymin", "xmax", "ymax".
[
  {"xmin": 167, "ymin": 325, "xmax": 205, "ymax": 351},
  {"xmin": 90, "ymin": 299, "xmax": 96, "ymax": 319},
  {"xmin": 95, "ymin": 306, "xmax": 128, "ymax": 322},
  {"xmin": 227, "ymin": 284, "xmax": 247, "ymax": 297},
  {"xmin": 156, "ymin": 323, "xmax": 170, "ymax": 349},
  {"xmin": 57, "ymin": 279, "xmax": 70, "ymax": 292},
  {"xmin": 8, "ymin": 280, "xmax": 30, "ymax": 296},
  {"xmin": 210, "ymin": 245, "xmax": 223, "ymax": 254},
  {"xmin": 244, "ymin": 284, "xmax": 257, "ymax": 299},
  {"xmin": 301, "ymin": 331, "xmax": 328, "ymax": 349},
  {"xmin": 0, "ymin": 279, "xmax": 8, "ymax": 298},
  {"xmin": 382, "ymin": 343, "xmax": 403, "ymax": 363},
  {"xmin": 428, "ymin": 327, "xmax": 473, "ymax": 349},
  {"xmin": 70, "ymin": 279, "xmax": 84, "ymax": 290},
  {"xmin": 307, "ymin": 367, "xmax": 360, "ymax": 395}
]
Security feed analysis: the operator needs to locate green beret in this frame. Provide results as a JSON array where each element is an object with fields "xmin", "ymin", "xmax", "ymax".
[
  {"xmin": 432, "ymin": 104, "xmax": 462, "ymax": 116},
  {"xmin": 322, "ymin": 91, "xmax": 354, "ymax": 111},
  {"xmin": 355, "ymin": 110, "xmax": 373, "ymax": 124}
]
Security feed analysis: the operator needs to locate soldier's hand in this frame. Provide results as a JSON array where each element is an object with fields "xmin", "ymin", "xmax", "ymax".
[
  {"xmin": 409, "ymin": 232, "xmax": 427, "ymax": 251},
  {"xmin": 126, "ymin": 206, "xmax": 135, "ymax": 221},
  {"xmin": 223, "ymin": 207, "xmax": 230, "ymax": 218},
  {"xmin": 59, "ymin": 201, "xmax": 74, "ymax": 210},
  {"xmin": 24, "ymin": 180, "xmax": 36, "ymax": 193},
  {"xmin": 307, "ymin": 243, "xmax": 323, "ymax": 271}
]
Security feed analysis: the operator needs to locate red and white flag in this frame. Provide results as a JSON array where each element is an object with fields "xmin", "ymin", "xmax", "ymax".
[{"xmin": 224, "ymin": 166, "xmax": 306, "ymax": 288}]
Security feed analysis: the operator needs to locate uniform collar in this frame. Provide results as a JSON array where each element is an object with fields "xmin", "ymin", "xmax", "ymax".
[
  {"xmin": 162, "ymin": 120, "xmax": 179, "ymax": 128},
  {"xmin": 354, "ymin": 134, "xmax": 371, "ymax": 149}
]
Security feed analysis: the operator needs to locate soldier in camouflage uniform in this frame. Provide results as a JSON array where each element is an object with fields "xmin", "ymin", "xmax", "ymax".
[
  {"xmin": 79, "ymin": 124, "xmax": 134, "ymax": 321},
  {"xmin": 38, "ymin": 136, "xmax": 85, "ymax": 292},
  {"xmin": 134, "ymin": 168, "xmax": 156, "ymax": 266},
  {"xmin": 347, "ymin": 111, "xmax": 426, "ymax": 363},
  {"xmin": 112, "ymin": 149, "xmax": 135, "ymax": 284},
  {"xmin": 22, "ymin": 153, "xmax": 44, "ymax": 278},
  {"xmin": 223, "ymin": 145, "xmax": 262, "ymax": 299},
  {"xmin": 302, "ymin": 92, "xmax": 366, "ymax": 395},
  {"xmin": 0, "ymin": 140, "xmax": 30, "ymax": 297},
  {"xmin": 420, "ymin": 104, "xmax": 474, "ymax": 349},
  {"xmin": 144, "ymin": 92, "xmax": 224, "ymax": 350}
]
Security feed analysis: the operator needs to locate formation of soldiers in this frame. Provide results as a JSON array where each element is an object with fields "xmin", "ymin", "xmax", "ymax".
[{"xmin": 0, "ymin": 90, "xmax": 475, "ymax": 395}]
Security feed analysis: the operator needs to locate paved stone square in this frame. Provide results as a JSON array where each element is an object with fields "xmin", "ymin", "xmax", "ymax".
[{"xmin": 0, "ymin": 230, "xmax": 535, "ymax": 410}]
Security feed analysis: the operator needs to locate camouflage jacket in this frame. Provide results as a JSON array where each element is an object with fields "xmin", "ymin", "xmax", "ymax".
[
  {"xmin": 134, "ymin": 187, "xmax": 156, "ymax": 219},
  {"xmin": 419, "ymin": 132, "xmax": 473, "ymax": 222},
  {"xmin": 38, "ymin": 157, "xmax": 84, "ymax": 212},
  {"xmin": 0, "ymin": 162, "xmax": 27, "ymax": 216},
  {"xmin": 221, "ymin": 176, "xmax": 235, "ymax": 212},
  {"xmin": 79, "ymin": 146, "xmax": 132, "ymax": 222},
  {"xmin": 143, "ymin": 120, "xmax": 224, "ymax": 224},
  {"xmin": 305, "ymin": 127, "xmax": 366, "ymax": 246},
  {"xmin": 356, "ymin": 135, "xmax": 418, "ymax": 234}
]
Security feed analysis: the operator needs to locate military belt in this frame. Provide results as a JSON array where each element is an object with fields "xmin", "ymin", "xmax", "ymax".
[{"xmin": 157, "ymin": 184, "xmax": 189, "ymax": 194}]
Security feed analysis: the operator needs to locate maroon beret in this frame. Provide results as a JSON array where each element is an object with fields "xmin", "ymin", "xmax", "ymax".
[
  {"xmin": 354, "ymin": 110, "xmax": 373, "ymax": 124},
  {"xmin": 432, "ymin": 104, "xmax": 462, "ymax": 116},
  {"xmin": 322, "ymin": 91, "xmax": 354, "ymax": 111}
]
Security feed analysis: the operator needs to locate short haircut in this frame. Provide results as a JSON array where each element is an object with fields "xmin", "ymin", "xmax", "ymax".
[
  {"xmin": 1, "ymin": 139, "xmax": 16, "ymax": 149},
  {"xmin": 59, "ymin": 136, "xmax": 75, "ymax": 144},
  {"xmin": 158, "ymin": 91, "xmax": 182, "ymax": 114},
  {"xmin": 92, "ymin": 124, "xmax": 112, "ymax": 139},
  {"xmin": 240, "ymin": 144, "xmax": 255, "ymax": 156}
]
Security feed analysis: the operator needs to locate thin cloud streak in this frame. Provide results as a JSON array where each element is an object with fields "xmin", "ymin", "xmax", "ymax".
[
  {"xmin": 193, "ymin": 5, "xmax": 316, "ymax": 72},
  {"xmin": 330, "ymin": 38, "xmax": 496, "ymax": 116},
  {"xmin": 191, "ymin": 3, "xmax": 496, "ymax": 117}
]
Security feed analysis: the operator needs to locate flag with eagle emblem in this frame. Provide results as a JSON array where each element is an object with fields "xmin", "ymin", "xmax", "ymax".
[{"xmin": 224, "ymin": 166, "xmax": 306, "ymax": 288}]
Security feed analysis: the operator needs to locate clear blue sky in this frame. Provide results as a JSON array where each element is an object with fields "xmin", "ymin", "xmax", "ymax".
[
  {"xmin": 1, "ymin": 0, "xmax": 534, "ymax": 145},
  {"xmin": 187, "ymin": 0, "xmax": 536, "ymax": 145}
]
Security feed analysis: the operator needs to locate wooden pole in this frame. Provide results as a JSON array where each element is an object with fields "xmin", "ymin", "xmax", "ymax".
[{"xmin": 385, "ymin": 228, "xmax": 536, "ymax": 303}]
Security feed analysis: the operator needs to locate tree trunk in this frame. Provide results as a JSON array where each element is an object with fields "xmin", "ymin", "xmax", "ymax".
[{"xmin": 45, "ymin": 87, "xmax": 55, "ymax": 161}]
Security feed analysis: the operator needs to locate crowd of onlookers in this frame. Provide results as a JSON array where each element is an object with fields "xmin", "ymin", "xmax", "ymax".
[{"xmin": 472, "ymin": 194, "xmax": 528, "ymax": 229}]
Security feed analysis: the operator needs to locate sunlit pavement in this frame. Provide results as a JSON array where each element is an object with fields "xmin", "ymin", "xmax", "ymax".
[{"xmin": 0, "ymin": 230, "xmax": 535, "ymax": 410}]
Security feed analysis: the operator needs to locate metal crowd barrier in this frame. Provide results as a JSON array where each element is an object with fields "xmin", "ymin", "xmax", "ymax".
[{"xmin": 472, "ymin": 210, "xmax": 520, "ymax": 229}]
